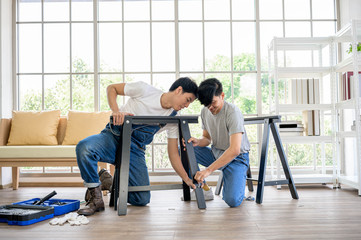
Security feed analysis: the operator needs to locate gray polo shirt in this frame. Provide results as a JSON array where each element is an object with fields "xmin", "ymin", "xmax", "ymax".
[{"xmin": 201, "ymin": 101, "xmax": 250, "ymax": 159}]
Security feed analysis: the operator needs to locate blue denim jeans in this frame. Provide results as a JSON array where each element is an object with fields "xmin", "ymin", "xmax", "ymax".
[
  {"xmin": 193, "ymin": 146, "xmax": 249, "ymax": 207},
  {"xmin": 76, "ymin": 123, "xmax": 160, "ymax": 206}
]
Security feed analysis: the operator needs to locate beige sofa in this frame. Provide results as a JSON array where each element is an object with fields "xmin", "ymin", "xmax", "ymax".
[{"xmin": 0, "ymin": 114, "xmax": 111, "ymax": 190}]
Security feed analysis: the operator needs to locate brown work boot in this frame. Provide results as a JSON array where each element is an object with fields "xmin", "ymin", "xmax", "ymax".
[
  {"xmin": 78, "ymin": 186, "xmax": 105, "ymax": 216},
  {"xmin": 85, "ymin": 169, "xmax": 113, "ymax": 202},
  {"xmin": 99, "ymin": 168, "xmax": 113, "ymax": 191}
]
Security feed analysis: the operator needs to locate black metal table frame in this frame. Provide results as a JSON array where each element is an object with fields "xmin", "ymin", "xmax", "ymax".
[
  {"xmin": 109, "ymin": 116, "xmax": 206, "ymax": 216},
  {"xmin": 215, "ymin": 115, "xmax": 299, "ymax": 204}
]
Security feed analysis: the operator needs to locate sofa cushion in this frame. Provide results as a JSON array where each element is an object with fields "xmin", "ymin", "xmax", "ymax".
[
  {"xmin": 62, "ymin": 111, "xmax": 111, "ymax": 145},
  {"xmin": 57, "ymin": 117, "xmax": 67, "ymax": 145},
  {"xmin": 7, "ymin": 110, "xmax": 61, "ymax": 146},
  {"xmin": 0, "ymin": 145, "xmax": 76, "ymax": 158}
]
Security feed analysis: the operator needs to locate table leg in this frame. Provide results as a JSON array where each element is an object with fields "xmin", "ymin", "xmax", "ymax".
[
  {"xmin": 256, "ymin": 119, "xmax": 270, "ymax": 204},
  {"xmin": 270, "ymin": 122, "xmax": 299, "ymax": 200},
  {"xmin": 117, "ymin": 120, "xmax": 132, "ymax": 216},
  {"xmin": 179, "ymin": 120, "xmax": 206, "ymax": 209},
  {"xmin": 215, "ymin": 172, "xmax": 223, "ymax": 196}
]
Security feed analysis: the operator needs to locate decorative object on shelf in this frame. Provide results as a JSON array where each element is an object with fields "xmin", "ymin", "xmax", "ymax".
[
  {"xmin": 288, "ymin": 78, "xmax": 320, "ymax": 105},
  {"xmin": 346, "ymin": 42, "xmax": 361, "ymax": 54},
  {"xmin": 351, "ymin": 118, "xmax": 361, "ymax": 131},
  {"xmin": 341, "ymin": 72, "xmax": 361, "ymax": 100},
  {"xmin": 279, "ymin": 121, "xmax": 304, "ymax": 136},
  {"xmin": 347, "ymin": 43, "xmax": 361, "ymax": 62},
  {"xmin": 287, "ymin": 78, "xmax": 320, "ymax": 136},
  {"xmin": 302, "ymin": 110, "xmax": 320, "ymax": 136}
]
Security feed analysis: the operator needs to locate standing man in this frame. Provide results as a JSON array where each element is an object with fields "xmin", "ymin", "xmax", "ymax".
[
  {"xmin": 76, "ymin": 77, "xmax": 198, "ymax": 216},
  {"xmin": 188, "ymin": 78, "xmax": 251, "ymax": 207}
]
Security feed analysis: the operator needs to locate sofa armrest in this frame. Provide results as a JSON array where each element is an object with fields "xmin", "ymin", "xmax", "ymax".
[{"xmin": 0, "ymin": 119, "xmax": 11, "ymax": 146}]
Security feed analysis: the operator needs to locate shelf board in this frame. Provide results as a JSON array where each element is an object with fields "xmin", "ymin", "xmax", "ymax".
[
  {"xmin": 333, "ymin": 20, "xmax": 361, "ymax": 43},
  {"xmin": 270, "ymin": 37, "xmax": 331, "ymax": 50},
  {"xmin": 274, "ymin": 67, "xmax": 331, "ymax": 78},
  {"xmin": 337, "ymin": 131, "xmax": 356, "ymax": 138},
  {"xmin": 279, "ymin": 136, "xmax": 332, "ymax": 143},
  {"xmin": 292, "ymin": 174, "xmax": 333, "ymax": 184},
  {"xmin": 261, "ymin": 174, "xmax": 333, "ymax": 184},
  {"xmin": 276, "ymin": 104, "xmax": 332, "ymax": 112},
  {"xmin": 336, "ymin": 98, "xmax": 361, "ymax": 109},
  {"xmin": 334, "ymin": 23, "xmax": 353, "ymax": 42},
  {"xmin": 335, "ymin": 55, "xmax": 361, "ymax": 72},
  {"xmin": 338, "ymin": 175, "xmax": 359, "ymax": 189}
]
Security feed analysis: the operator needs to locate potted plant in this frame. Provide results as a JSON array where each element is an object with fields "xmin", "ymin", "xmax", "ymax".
[{"xmin": 347, "ymin": 42, "xmax": 361, "ymax": 61}]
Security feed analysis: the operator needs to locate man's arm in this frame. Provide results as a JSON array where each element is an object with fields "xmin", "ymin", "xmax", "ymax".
[
  {"xmin": 167, "ymin": 138, "xmax": 196, "ymax": 189},
  {"xmin": 194, "ymin": 132, "xmax": 243, "ymax": 183},
  {"xmin": 106, "ymin": 83, "xmax": 133, "ymax": 125},
  {"xmin": 187, "ymin": 129, "xmax": 212, "ymax": 148}
]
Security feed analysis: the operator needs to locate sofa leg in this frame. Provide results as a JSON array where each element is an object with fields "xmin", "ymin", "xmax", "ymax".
[
  {"xmin": 98, "ymin": 162, "xmax": 108, "ymax": 171},
  {"xmin": 12, "ymin": 167, "xmax": 19, "ymax": 190},
  {"xmin": 110, "ymin": 164, "xmax": 115, "ymax": 176}
]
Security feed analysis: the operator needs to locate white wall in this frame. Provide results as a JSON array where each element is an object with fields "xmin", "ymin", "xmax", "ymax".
[
  {"xmin": 340, "ymin": 0, "xmax": 361, "ymax": 28},
  {"xmin": 0, "ymin": 0, "xmax": 13, "ymax": 187},
  {"xmin": 0, "ymin": 0, "xmax": 358, "ymax": 187}
]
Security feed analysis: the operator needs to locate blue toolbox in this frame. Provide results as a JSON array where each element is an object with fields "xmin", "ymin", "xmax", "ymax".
[
  {"xmin": 0, "ymin": 204, "xmax": 54, "ymax": 226},
  {"xmin": 13, "ymin": 198, "xmax": 80, "ymax": 216},
  {"xmin": 0, "ymin": 191, "xmax": 80, "ymax": 226}
]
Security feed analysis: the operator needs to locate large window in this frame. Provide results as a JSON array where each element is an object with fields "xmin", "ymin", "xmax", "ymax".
[{"xmin": 16, "ymin": 0, "xmax": 337, "ymax": 173}]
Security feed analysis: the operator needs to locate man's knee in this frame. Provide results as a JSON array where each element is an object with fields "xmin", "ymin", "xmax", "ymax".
[
  {"xmin": 76, "ymin": 139, "xmax": 90, "ymax": 155},
  {"xmin": 223, "ymin": 196, "xmax": 243, "ymax": 208},
  {"xmin": 128, "ymin": 192, "xmax": 150, "ymax": 206},
  {"xmin": 76, "ymin": 140, "xmax": 89, "ymax": 160},
  {"xmin": 76, "ymin": 139, "xmax": 101, "ymax": 167}
]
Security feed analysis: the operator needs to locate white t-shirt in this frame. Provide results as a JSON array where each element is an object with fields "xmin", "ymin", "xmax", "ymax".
[{"xmin": 120, "ymin": 81, "xmax": 179, "ymax": 139}]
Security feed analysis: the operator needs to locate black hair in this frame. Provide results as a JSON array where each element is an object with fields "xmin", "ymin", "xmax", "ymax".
[
  {"xmin": 198, "ymin": 78, "xmax": 223, "ymax": 106},
  {"xmin": 169, "ymin": 77, "xmax": 198, "ymax": 98}
]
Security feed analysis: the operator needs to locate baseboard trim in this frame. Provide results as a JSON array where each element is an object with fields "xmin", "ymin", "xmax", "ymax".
[
  {"xmin": 19, "ymin": 182, "xmax": 84, "ymax": 187},
  {"xmin": 18, "ymin": 181, "xmax": 219, "ymax": 188},
  {"xmin": 0, "ymin": 183, "xmax": 12, "ymax": 189}
]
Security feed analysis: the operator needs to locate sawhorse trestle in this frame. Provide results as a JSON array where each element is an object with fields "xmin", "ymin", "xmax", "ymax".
[
  {"xmin": 109, "ymin": 116, "xmax": 206, "ymax": 216},
  {"xmin": 215, "ymin": 115, "xmax": 299, "ymax": 204}
]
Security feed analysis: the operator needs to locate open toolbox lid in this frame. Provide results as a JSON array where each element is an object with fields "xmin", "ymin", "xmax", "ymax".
[{"xmin": 0, "ymin": 204, "xmax": 54, "ymax": 226}]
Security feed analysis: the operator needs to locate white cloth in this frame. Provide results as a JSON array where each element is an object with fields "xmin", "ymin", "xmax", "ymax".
[
  {"xmin": 121, "ymin": 81, "xmax": 179, "ymax": 139},
  {"xmin": 49, "ymin": 212, "xmax": 89, "ymax": 226}
]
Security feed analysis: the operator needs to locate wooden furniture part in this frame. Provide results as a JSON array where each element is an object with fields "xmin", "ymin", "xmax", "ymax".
[{"xmin": 0, "ymin": 117, "xmax": 110, "ymax": 190}]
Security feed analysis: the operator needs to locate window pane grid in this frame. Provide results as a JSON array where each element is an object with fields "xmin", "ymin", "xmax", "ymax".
[{"xmin": 16, "ymin": 0, "xmax": 336, "ymax": 174}]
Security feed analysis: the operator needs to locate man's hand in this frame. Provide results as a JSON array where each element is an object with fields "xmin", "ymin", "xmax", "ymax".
[
  {"xmin": 112, "ymin": 112, "xmax": 134, "ymax": 125},
  {"xmin": 194, "ymin": 168, "xmax": 212, "ymax": 183},
  {"xmin": 183, "ymin": 178, "xmax": 196, "ymax": 189},
  {"xmin": 187, "ymin": 137, "xmax": 200, "ymax": 147},
  {"xmin": 181, "ymin": 137, "xmax": 199, "ymax": 151}
]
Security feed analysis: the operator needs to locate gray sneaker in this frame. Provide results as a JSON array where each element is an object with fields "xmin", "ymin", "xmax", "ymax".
[{"xmin": 181, "ymin": 187, "xmax": 214, "ymax": 201}]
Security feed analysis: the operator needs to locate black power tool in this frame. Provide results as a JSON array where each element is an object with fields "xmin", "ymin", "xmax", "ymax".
[{"xmin": 33, "ymin": 191, "xmax": 57, "ymax": 205}]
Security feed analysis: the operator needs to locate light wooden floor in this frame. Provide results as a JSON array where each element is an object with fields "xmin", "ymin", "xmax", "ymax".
[{"xmin": 1, "ymin": 185, "xmax": 361, "ymax": 240}]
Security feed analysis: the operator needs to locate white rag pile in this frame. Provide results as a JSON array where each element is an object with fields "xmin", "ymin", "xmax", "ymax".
[{"xmin": 49, "ymin": 212, "xmax": 89, "ymax": 226}]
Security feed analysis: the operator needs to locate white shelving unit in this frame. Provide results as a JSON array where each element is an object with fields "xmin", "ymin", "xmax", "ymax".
[
  {"xmin": 333, "ymin": 20, "xmax": 361, "ymax": 194},
  {"xmin": 268, "ymin": 36, "xmax": 336, "ymax": 185},
  {"xmin": 268, "ymin": 20, "xmax": 361, "ymax": 192}
]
